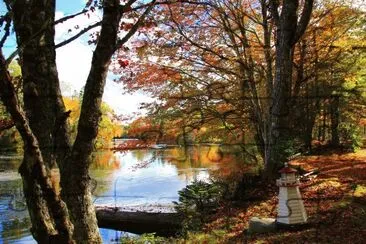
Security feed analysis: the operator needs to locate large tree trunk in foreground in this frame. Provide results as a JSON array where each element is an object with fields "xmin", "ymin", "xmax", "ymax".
[
  {"xmin": 2, "ymin": 0, "xmax": 155, "ymax": 242},
  {"xmin": 265, "ymin": 0, "xmax": 314, "ymax": 179},
  {"xmin": 10, "ymin": 0, "xmax": 70, "ymax": 170},
  {"xmin": 60, "ymin": 1, "xmax": 122, "ymax": 242},
  {"xmin": 7, "ymin": 0, "xmax": 75, "ymax": 242},
  {"xmin": 0, "ymin": 52, "xmax": 74, "ymax": 243}
]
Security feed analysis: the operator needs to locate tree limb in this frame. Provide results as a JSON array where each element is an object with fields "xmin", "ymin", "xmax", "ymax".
[
  {"xmin": 268, "ymin": 0, "xmax": 280, "ymax": 26},
  {"xmin": 0, "ymin": 12, "xmax": 12, "ymax": 49},
  {"xmin": 54, "ymin": 9, "xmax": 88, "ymax": 25},
  {"xmin": 55, "ymin": 21, "xmax": 101, "ymax": 49},
  {"xmin": 115, "ymin": 0, "xmax": 157, "ymax": 51},
  {"xmin": 293, "ymin": 0, "xmax": 314, "ymax": 45}
]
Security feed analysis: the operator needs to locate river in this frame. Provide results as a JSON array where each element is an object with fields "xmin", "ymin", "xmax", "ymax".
[{"xmin": 0, "ymin": 145, "xmax": 247, "ymax": 243}]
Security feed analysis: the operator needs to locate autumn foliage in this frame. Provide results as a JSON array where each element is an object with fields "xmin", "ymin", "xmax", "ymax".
[{"xmin": 63, "ymin": 97, "xmax": 123, "ymax": 149}]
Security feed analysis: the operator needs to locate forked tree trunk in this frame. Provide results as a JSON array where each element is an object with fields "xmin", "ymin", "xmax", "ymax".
[{"xmin": 265, "ymin": 0, "xmax": 314, "ymax": 179}]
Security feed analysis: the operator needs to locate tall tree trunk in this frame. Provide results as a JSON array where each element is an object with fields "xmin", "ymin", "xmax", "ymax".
[
  {"xmin": 6, "ymin": 0, "xmax": 74, "ymax": 241},
  {"xmin": 322, "ymin": 101, "xmax": 327, "ymax": 142},
  {"xmin": 330, "ymin": 95, "xmax": 340, "ymax": 146},
  {"xmin": 0, "ymin": 51, "xmax": 74, "ymax": 243},
  {"xmin": 3, "ymin": 0, "xmax": 155, "ymax": 242},
  {"xmin": 10, "ymin": 0, "xmax": 70, "ymax": 170},
  {"xmin": 61, "ymin": 1, "xmax": 122, "ymax": 242},
  {"xmin": 265, "ymin": 0, "xmax": 314, "ymax": 179}
]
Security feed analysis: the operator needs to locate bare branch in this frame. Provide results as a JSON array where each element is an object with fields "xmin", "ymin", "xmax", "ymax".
[
  {"xmin": 293, "ymin": 0, "xmax": 314, "ymax": 45},
  {"xmin": 54, "ymin": 9, "xmax": 88, "ymax": 25},
  {"xmin": 55, "ymin": 21, "xmax": 101, "ymax": 49},
  {"xmin": 0, "ymin": 13, "xmax": 12, "ymax": 49}
]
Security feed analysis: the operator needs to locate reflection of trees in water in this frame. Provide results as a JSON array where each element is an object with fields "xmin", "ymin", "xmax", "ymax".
[
  {"xmin": 0, "ymin": 180, "xmax": 24, "ymax": 206},
  {"xmin": 88, "ymin": 151, "xmax": 122, "ymax": 197},
  {"xmin": 0, "ymin": 179, "xmax": 30, "ymax": 241},
  {"xmin": 151, "ymin": 146, "xmax": 249, "ymax": 181},
  {"xmin": 162, "ymin": 146, "xmax": 241, "ymax": 167},
  {"xmin": 89, "ymin": 147, "xmax": 256, "ymax": 200},
  {"xmin": 1, "ymin": 217, "xmax": 31, "ymax": 240},
  {"xmin": 131, "ymin": 149, "xmax": 149, "ymax": 162},
  {"xmin": 90, "ymin": 151, "xmax": 121, "ymax": 170}
]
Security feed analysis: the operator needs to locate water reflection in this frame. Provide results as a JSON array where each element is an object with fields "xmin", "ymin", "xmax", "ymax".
[
  {"xmin": 0, "ymin": 146, "xmax": 246, "ymax": 243},
  {"xmin": 92, "ymin": 148, "xmax": 216, "ymax": 207}
]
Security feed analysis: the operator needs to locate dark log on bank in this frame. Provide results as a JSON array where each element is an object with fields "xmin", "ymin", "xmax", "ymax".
[{"xmin": 95, "ymin": 206, "xmax": 181, "ymax": 236}]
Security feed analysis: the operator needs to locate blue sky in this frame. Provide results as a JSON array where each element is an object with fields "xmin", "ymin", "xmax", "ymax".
[{"xmin": 0, "ymin": 0, "xmax": 151, "ymax": 118}]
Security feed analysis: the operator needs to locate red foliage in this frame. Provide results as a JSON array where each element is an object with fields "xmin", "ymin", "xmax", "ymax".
[
  {"xmin": 120, "ymin": 22, "xmax": 134, "ymax": 31},
  {"xmin": 118, "ymin": 59, "xmax": 129, "ymax": 68},
  {"xmin": 112, "ymin": 139, "xmax": 150, "ymax": 151}
]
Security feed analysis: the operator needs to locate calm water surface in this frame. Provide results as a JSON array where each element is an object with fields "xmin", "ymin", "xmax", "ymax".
[{"xmin": 0, "ymin": 146, "xmax": 245, "ymax": 243}]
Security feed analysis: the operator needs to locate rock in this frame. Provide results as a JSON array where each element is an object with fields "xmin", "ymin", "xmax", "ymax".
[{"xmin": 248, "ymin": 217, "xmax": 276, "ymax": 234}]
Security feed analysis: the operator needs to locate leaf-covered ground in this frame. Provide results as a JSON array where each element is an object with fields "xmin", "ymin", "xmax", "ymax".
[{"xmin": 202, "ymin": 149, "xmax": 366, "ymax": 244}]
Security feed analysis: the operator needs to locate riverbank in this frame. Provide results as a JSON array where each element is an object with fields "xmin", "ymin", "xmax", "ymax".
[{"xmin": 124, "ymin": 149, "xmax": 366, "ymax": 243}]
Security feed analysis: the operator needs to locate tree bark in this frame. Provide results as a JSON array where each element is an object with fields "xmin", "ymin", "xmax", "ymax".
[
  {"xmin": 60, "ymin": 1, "xmax": 122, "ymax": 242},
  {"xmin": 330, "ymin": 95, "xmax": 340, "ymax": 146},
  {"xmin": 0, "ymin": 51, "xmax": 74, "ymax": 243},
  {"xmin": 10, "ymin": 0, "xmax": 71, "ymax": 170},
  {"xmin": 2, "ymin": 0, "xmax": 158, "ymax": 242},
  {"xmin": 6, "ymin": 0, "xmax": 76, "ymax": 242},
  {"xmin": 265, "ymin": 0, "xmax": 314, "ymax": 179}
]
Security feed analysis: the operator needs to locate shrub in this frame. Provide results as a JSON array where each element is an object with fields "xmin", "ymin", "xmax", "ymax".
[
  {"xmin": 173, "ymin": 180, "xmax": 223, "ymax": 234},
  {"xmin": 339, "ymin": 123, "xmax": 362, "ymax": 151}
]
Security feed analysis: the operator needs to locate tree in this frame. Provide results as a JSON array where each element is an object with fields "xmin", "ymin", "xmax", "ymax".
[
  {"xmin": 0, "ymin": 0, "xmax": 157, "ymax": 242},
  {"xmin": 265, "ymin": 0, "xmax": 314, "ymax": 178},
  {"xmin": 114, "ymin": 0, "xmax": 315, "ymax": 179}
]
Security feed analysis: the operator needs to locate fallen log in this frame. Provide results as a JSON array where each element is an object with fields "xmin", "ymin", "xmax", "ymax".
[
  {"xmin": 300, "ymin": 169, "xmax": 319, "ymax": 181},
  {"xmin": 95, "ymin": 206, "xmax": 181, "ymax": 236}
]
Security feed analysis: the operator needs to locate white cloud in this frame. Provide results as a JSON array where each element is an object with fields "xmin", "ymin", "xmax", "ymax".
[
  {"xmin": 55, "ymin": 11, "xmax": 151, "ymax": 118},
  {"xmin": 103, "ymin": 79, "xmax": 154, "ymax": 115},
  {"xmin": 57, "ymin": 42, "xmax": 93, "ymax": 93},
  {"xmin": 55, "ymin": 10, "xmax": 98, "ymax": 94}
]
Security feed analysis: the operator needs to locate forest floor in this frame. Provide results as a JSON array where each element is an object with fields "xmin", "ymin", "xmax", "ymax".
[{"xmin": 201, "ymin": 149, "xmax": 366, "ymax": 244}]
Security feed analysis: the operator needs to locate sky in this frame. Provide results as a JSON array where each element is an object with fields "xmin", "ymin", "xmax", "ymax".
[{"xmin": 0, "ymin": 0, "xmax": 152, "ymax": 117}]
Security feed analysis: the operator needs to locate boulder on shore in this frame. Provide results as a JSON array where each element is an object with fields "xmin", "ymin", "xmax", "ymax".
[{"xmin": 248, "ymin": 217, "xmax": 276, "ymax": 234}]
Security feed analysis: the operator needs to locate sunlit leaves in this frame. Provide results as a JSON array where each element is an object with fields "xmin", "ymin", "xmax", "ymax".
[{"xmin": 64, "ymin": 97, "xmax": 123, "ymax": 149}]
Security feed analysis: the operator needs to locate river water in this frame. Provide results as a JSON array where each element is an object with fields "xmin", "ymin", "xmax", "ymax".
[{"xmin": 0, "ymin": 146, "xmax": 246, "ymax": 243}]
